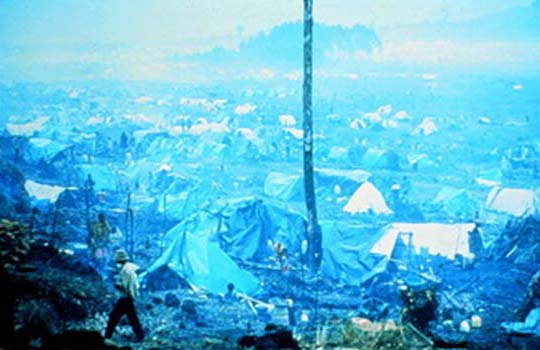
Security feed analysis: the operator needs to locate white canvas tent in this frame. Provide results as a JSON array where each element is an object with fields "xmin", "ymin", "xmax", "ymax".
[
  {"xmin": 485, "ymin": 187, "xmax": 540, "ymax": 218},
  {"xmin": 343, "ymin": 181, "xmax": 392, "ymax": 215},
  {"xmin": 370, "ymin": 223, "xmax": 476, "ymax": 260}
]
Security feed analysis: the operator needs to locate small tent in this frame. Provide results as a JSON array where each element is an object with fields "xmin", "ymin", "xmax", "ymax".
[
  {"xmin": 343, "ymin": 181, "xmax": 393, "ymax": 215},
  {"xmin": 142, "ymin": 211, "xmax": 260, "ymax": 295}
]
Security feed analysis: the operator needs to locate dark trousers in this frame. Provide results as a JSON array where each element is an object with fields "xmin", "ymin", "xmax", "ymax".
[{"xmin": 105, "ymin": 297, "xmax": 144, "ymax": 339}]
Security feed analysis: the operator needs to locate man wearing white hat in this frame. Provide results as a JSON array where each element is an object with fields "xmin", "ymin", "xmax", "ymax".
[{"xmin": 104, "ymin": 249, "xmax": 144, "ymax": 342}]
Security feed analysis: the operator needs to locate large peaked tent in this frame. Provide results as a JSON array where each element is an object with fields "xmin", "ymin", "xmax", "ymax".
[{"xmin": 343, "ymin": 181, "xmax": 392, "ymax": 215}]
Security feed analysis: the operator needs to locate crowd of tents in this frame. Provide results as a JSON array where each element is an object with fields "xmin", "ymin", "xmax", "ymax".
[{"xmin": 2, "ymin": 84, "xmax": 540, "ymax": 299}]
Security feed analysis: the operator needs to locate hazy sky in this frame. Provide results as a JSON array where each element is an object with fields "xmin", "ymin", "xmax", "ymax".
[{"xmin": 0, "ymin": 0, "xmax": 534, "ymax": 49}]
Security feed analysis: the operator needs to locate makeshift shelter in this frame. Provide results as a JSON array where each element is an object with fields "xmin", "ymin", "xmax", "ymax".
[
  {"xmin": 27, "ymin": 138, "xmax": 71, "ymax": 163},
  {"xmin": 320, "ymin": 221, "xmax": 387, "ymax": 285},
  {"xmin": 264, "ymin": 168, "xmax": 371, "ymax": 202},
  {"xmin": 6, "ymin": 116, "xmax": 49, "ymax": 136},
  {"xmin": 264, "ymin": 172, "xmax": 304, "ymax": 202},
  {"xmin": 343, "ymin": 181, "xmax": 393, "ymax": 215},
  {"xmin": 158, "ymin": 179, "xmax": 225, "ymax": 221},
  {"xmin": 326, "ymin": 146, "xmax": 349, "ymax": 162},
  {"xmin": 217, "ymin": 196, "xmax": 306, "ymax": 263},
  {"xmin": 142, "ymin": 211, "xmax": 260, "ymax": 295},
  {"xmin": 432, "ymin": 187, "xmax": 477, "ymax": 220},
  {"xmin": 56, "ymin": 188, "xmax": 84, "ymax": 209},
  {"xmin": 370, "ymin": 223, "xmax": 476, "ymax": 261},
  {"xmin": 361, "ymin": 148, "xmax": 400, "ymax": 170},
  {"xmin": 485, "ymin": 187, "xmax": 540, "ymax": 219},
  {"xmin": 24, "ymin": 180, "xmax": 66, "ymax": 207},
  {"xmin": 488, "ymin": 215, "xmax": 540, "ymax": 264}
]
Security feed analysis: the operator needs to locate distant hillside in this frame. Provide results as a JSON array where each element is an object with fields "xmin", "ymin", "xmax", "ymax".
[
  {"xmin": 182, "ymin": 22, "xmax": 380, "ymax": 69},
  {"xmin": 380, "ymin": 2, "xmax": 540, "ymax": 42}
]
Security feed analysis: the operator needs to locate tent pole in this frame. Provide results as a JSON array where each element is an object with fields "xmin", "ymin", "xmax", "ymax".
[{"xmin": 303, "ymin": 0, "xmax": 321, "ymax": 272}]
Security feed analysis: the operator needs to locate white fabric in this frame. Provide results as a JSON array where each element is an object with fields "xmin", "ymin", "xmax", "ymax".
[
  {"xmin": 6, "ymin": 116, "xmax": 49, "ymax": 136},
  {"xmin": 370, "ymin": 223, "xmax": 476, "ymax": 260},
  {"xmin": 343, "ymin": 181, "xmax": 392, "ymax": 215},
  {"xmin": 485, "ymin": 187, "xmax": 539, "ymax": 217},
  {"xmin": 24, "ymin": 180, "xmax": 65, "ymax": 203}
]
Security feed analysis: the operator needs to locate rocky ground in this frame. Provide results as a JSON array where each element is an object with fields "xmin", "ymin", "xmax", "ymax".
[{"xmin": 2, "ymin": 215, "xmax": 540, "ymax": 350}]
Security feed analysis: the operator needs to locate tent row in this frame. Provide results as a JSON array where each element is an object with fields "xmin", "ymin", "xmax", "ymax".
[{"xmin": 142, "ymin": 196, "xmax": 484, "ymax": 296}]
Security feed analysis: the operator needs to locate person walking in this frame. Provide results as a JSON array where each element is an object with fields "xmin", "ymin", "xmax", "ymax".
[{"xmin": 104, "ymin": 249, "xmax": 144, "ymax": 343}]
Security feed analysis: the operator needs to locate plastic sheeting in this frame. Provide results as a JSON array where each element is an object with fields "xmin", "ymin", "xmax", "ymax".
[
  {"xmin": 433, "ymin": 187, "xmax": 477, "ymax": 219},
  {"xmin": 264, "ymin": 168, "xmax": 371, "ymax": 202},
  {"xmin": 264, "ymin": 172, "xmax": 304, "ymax": 202},
  {"xmin": 27, "ymin": 138, "xmax": 71, "ymax": 162},
  {"xmin": 361, "ymin": 148, "xmax": 400, "ymax": 170},
  {"xmin": 158, "ymin": 179, "xmax": 225, "ymax": 221},
  {"xmin": 143, "ymin": 211, "xmax": 260, "ymax": 296},
  {"xmin": 320, "ymin": 221, "xmax": 388, "ymax": 285},
  {"xmin": 218, "ymin": 196, "xmax": 306, "ymax": 263},
  {"xmin": 24, "ymin": 180, "xmax": 66, "ymax": 204}
]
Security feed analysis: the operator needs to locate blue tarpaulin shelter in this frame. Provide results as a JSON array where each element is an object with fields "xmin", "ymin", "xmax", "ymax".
[
  {"xmin": 218, "ymin": 196, "xmax": 306, "ymax": 262},
  {"xmin": 320, "ymin": 221, "xmax": 387, "ymax": 285},
  {"xmin": 432, "ymin": 186, "xmax": 477, "ymax": 219},
  {"xmin": 143, "ymin": 211, "xmax": 261, "ymax": 295},
  {"xmin": 361, "ymin": 148, "xmax": 400, "ymax": 170},
  {"xmin": 28, "ymin": 137, "xmax": 71, "ymax": 162}
]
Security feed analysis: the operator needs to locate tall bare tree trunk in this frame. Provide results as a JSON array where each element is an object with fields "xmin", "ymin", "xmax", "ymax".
[{"xmin": 303, "ymin": 0, "xmax": 322, "ymax": 271}]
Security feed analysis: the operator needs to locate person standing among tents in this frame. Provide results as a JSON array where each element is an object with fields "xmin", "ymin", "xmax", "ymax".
[
  {"xmin": 468, "ymin": 217, "xmax": 484, "ymax": 260},
  {"xmin": 90, "ymin": 212, "xmax": 111, "ymax": 275},
  {"xmin": 105, "ymin": 249, "xmax": 145, "ymax": 343}
]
